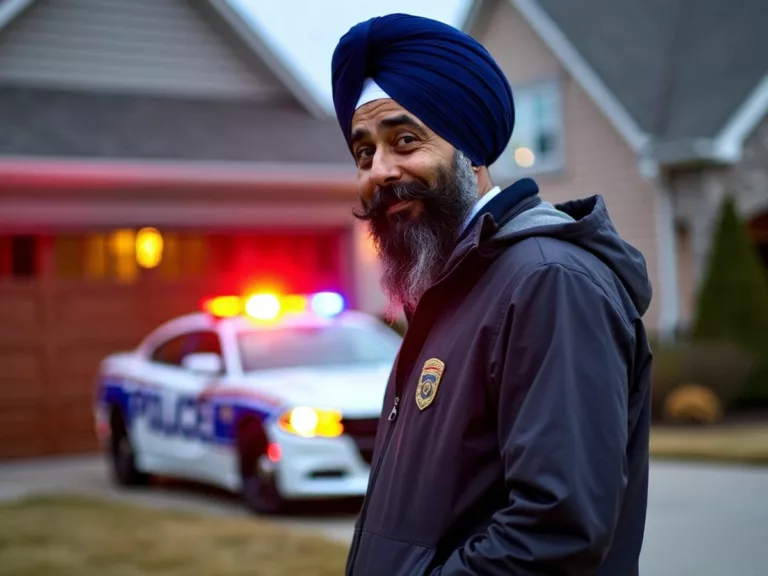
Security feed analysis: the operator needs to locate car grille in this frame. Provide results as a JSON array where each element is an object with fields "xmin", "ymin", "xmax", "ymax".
[{"xmin": 342, "ymin": 417, "xmax": 379, "ymax": 465}]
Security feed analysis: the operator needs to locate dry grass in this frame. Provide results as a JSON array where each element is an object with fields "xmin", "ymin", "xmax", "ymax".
[
  {"xmin": 650, "ymin": 423, "xmax": 768, "ymax": 464},
  {"xmin": 0, "ymin": 495, "xmax": 349, "ymax": 576}
]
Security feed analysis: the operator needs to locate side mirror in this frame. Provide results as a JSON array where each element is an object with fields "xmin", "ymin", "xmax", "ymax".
[{"xmin": 181, "ymin": 352, "xmax": 222, "ymax": 375}]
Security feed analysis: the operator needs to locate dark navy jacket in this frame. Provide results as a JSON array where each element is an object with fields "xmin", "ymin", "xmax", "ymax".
[{"xmin": 345, "ymin": 183, "xmax": 654, "ymax": 576}]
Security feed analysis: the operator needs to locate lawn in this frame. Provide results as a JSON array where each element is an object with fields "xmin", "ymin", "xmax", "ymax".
[
  {"xmin": 0, "ymin": 495, "xmax": 349, "ymax": 576},
  {"xmin": 650, "ymin": 423, "xmax": 768, "ymax": 465}
]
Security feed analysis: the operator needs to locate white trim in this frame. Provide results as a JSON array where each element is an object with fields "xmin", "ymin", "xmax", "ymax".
[
  {"xmin": 510, "ymin": 0, "xmax": 651, "ymax": 154},
  {"xmin": 712, "ymin": 73, "xmax": 768, "ymax": 162},
  {"xmin": 206, "ymin": 0, "xmax": 329, "ymax": 120},
  {"xmin": 654, "ymin": 181, "xmax": 680, "ymax": 339},
  {"xmin": 637, "ymin": 155, "xmax": 660, "ymax": 180},
  {"xmin": 0, "ymin": 156, "xmax": 356, "ymax": 187},
  {"xmin": 461, "ymin": 0, "xmax": 490, "ymax": 34},
  {"xmin": 0, "ymin": 0, "xmax": 34, "ymax": 32}
]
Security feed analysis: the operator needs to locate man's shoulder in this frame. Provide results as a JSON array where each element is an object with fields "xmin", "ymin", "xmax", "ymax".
[
  {"xmin": 483, "ymin": 235, "xmax": 637, "ymax": 327},
  {"xmin": 489, "ymin": 235, "xmax": 605, "ymax": 282}
]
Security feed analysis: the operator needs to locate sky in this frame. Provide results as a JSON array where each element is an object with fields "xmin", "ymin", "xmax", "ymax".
[{"xmin": 229, "ymin": 0, "xmax": 471, "ymax": 113}]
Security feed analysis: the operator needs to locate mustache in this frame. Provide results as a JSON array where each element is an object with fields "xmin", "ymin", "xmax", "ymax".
[
  {"xmin": 352, "ymin": 180, "xmax": 434, "ymax": 222},
  {"xmin": 352, "ymin": 178, "xmax": 444, "ymax": 221}
]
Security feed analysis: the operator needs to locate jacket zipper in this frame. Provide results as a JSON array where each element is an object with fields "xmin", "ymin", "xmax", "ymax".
[
  {"xmin": 346, "ymin": 249, "xmax": 480, "ymax": 575},
  {"xmin": 346, "ymin": 395, "xmax": 400, "ymax": 574}
]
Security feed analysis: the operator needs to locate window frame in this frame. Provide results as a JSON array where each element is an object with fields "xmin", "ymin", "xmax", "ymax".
[
  {"xmin": 139, "ymin": 315, "xmax": 229, "ymax": 376},
  {"xmin": 490, "ymin": 77, "xmax": 566, "ymax": 182},
  {"xmin": 149, "ymin": 329, "xmax": 225, "ymax": 373}
]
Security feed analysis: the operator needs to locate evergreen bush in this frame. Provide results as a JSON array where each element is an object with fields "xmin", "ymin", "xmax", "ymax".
[{"xmin": 690, "ymin": 195, "xmax": 768, "ymax": 404}]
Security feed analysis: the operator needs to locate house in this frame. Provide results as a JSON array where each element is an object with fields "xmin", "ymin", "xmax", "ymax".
[
  {"xmin": 0, "ymin": 0, "xmax": 386, "ymax": 458},
  {"xmin": 466, "ymin": 0, "xmax": 768, "ymax": 337}
]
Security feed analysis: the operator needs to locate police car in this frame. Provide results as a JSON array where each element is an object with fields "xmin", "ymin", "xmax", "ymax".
[{"xmin": 93, "ymin": 290, "xmax": 401, "ymax": 514}]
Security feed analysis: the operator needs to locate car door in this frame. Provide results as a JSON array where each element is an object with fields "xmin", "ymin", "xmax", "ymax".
[{"xmin": 140, "ymin": 328, "xmax": 225, "ymax": 478}]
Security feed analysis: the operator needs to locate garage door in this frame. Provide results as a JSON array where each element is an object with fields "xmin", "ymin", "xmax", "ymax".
[{"xmin": 0, "ymin": 228, "xmax": 347, "ymax": 459}]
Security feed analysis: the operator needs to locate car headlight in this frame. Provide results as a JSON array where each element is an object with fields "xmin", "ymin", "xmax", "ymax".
[{"xmin": 277, "ymin": 407, "xmax": 344, "ymax": 438}]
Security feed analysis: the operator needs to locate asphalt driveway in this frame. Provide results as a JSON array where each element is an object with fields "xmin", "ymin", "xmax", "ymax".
[{"xmin": 1, "ymin": 455, "xmax": 767, "ymax": 575}]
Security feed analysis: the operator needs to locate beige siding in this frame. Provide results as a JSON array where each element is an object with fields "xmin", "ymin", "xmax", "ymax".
[
  {"xmin": 478, "ymin": 0, "xmax": 561, "ymax": 83},
  {"xmin": 472, "ymin": 0, "xmax": 662, "ymax": 331},
  {"xmin": 0, "ymin": 0, "xmax": 288, "ymax": 101}
]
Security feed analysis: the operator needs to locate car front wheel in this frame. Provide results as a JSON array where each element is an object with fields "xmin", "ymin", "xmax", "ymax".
[
  {"xmin": 109, "ymin": 410, "xmax": 150, "ymax": 487},
  {"xmin": 238, "ymin": 420, "xmax": 286, "ymax": 515}
]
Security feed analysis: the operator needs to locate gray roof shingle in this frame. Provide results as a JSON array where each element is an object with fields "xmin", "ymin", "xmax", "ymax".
[
  {"xmin": 536, "ymin": 0, "xmax": 768, "ymax": 142},
  {"xmin": 0, "ymin": 85, "xmax": 351, "ymax": 164}
]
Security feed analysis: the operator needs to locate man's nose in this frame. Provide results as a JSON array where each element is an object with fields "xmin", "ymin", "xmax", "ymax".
[{"xmin": 369, "ymin": 151, "xmax": 402, "ymax": 190}]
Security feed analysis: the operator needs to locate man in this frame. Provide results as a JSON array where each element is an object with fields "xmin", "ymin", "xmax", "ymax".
[{"xmin": 331, "ymin": 13, "xmax": 653, "ymax": 576}]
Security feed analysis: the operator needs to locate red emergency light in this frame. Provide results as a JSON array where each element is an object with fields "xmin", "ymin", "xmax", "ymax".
[{"xmin": 201, "ymin": 291, "xmax": 345, "ymax": 321}]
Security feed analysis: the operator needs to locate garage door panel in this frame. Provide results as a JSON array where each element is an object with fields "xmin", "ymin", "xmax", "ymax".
[
  {"xmin": 0, "ymin": 348, "xmax": 45, "ymax": 401},
  {"xmin": 0, "ymin": 290, "xmax": 43, "ymax": 345},
  {"xmin": 0, "ymin": 292, "xmax": 39, "ymax": 324},
  {"xmin": 54, "ymin": 344, "xmax": 135, "ymax": 394},
  {"xmin": 53, "ymin": 398, "xmax": 98, "ymax": 453},
  {"xmin": 142, "ymin": 290, "xmax": 211, "ymax": 326},
  {"xmin": 0, "ymin": 402, "xmax": 51, "ymax": 458},
  {"xmin": 55, "ymin": 290, "xmax": 140, "ymax": 325}
]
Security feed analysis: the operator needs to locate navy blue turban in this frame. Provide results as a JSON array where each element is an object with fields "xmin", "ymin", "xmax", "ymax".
[{"xmin": 331, "ymin": 13, "xmax": 514, "ymax": 167}]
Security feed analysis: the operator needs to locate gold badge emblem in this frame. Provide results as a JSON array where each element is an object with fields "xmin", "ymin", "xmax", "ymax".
[{"xmin": 416, "ymin": 358, "xmax": 445, "ymax": 411}]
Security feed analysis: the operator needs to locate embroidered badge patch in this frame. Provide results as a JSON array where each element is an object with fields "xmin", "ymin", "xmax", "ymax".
[{"xmin": 416, "ymin": 358, "xmax": 445, "ymax": 411}]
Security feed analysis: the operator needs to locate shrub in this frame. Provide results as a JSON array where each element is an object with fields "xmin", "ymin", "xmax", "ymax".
[
  {"xmin": 689, "ymin": 194, "xmax": 768, "ymax": 404},
  {"xmin": 663, "ymin": 383, "xmax": 723, "ymax": 424},
  {"xmin": 650, "ymin": 339, "xmax": 757, "ymax": 421}
]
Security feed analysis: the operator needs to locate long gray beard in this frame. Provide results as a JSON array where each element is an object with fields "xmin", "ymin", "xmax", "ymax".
[{"xmin": 377, "ymin": 150, "xmax": 478, "ymax": 318}]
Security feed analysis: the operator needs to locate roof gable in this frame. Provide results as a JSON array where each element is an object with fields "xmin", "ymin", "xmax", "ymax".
[
  {"xmin": 467, "ymin": 0, "xmax": 768, "ymax": 165},
  {"xmin": 526, "ymin": 0, "xmax": 768, "ymax": 163},
  {"xmin": 0, "ymin": 0, "xmax": 326, "ymax": 117}
]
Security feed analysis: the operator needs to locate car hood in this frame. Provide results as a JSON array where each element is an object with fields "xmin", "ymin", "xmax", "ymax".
[{"xmin": 239, "ymin": 362, "xmax": 393, "ymax": 418}]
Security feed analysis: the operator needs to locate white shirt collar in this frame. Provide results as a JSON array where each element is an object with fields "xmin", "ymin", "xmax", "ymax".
[{"xmin": 461, "ymin": 185, "xmax": 502, "ymax": 233}]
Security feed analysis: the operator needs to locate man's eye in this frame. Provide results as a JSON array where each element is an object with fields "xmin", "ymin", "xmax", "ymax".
[
  {"xmin": 397, "ymin": 135, "xmax": 417, "ymax": 146},
  {"xmin": 356, "ymin": 147, "xmax": 374, "ymax": 161}
]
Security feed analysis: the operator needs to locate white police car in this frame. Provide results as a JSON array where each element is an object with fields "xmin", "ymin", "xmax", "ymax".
[{"xmin": 93, "ymin": 291, "xmax": 401, "ymax": 514}]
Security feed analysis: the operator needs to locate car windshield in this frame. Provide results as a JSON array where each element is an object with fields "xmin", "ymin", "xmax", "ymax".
[{"xmin": 237, "ymin": 323, "xmax": 402, "ymax": 371}]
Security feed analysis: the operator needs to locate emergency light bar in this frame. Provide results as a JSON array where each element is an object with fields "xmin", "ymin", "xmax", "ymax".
[{"xmin": 202, "ymin": 291, "xmax": 345, "ymax": 321}]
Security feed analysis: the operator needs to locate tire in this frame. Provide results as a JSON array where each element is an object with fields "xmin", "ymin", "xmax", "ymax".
[
  {"xmin": 109, "ymin": 409, "xmax": 150, "ymax": 487},
  {"xmin": 238, "ymin": 419, "xmax": 286, "ymax": 515}
]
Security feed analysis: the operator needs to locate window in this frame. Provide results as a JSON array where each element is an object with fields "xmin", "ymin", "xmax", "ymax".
[
  {"xmin": 150, "ymin": 331, "xmax": 223, "ymax": 371},
  {"xmin": 151, "ymin": 335, "xmax": 187, "ymax": 366},
  {"xmin": 54, "ymin": 231, "xmax": 135, "ymax": 282},
  {"xmin": 10, "ymin": 236, "xmax": 38, "ymax": 277},
  {"xmin": 237, "ymin": 324, "xmax": 402, "ymax": 372},
  {"xmin": 490, "ymin": 80, "xmax": 564, "ymax": 180},
  {"xmin": 182, "ymin": 331, "xmax": 223, "ymax": 358},
  {"xmin": 0, "ymin": 235, "xmax": 40, "ymax": 279}
]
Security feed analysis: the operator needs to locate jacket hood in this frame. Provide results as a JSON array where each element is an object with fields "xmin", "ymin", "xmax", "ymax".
[{"xmin": 491, "ymin": 194, "xmax": 653, "ymax": 317}]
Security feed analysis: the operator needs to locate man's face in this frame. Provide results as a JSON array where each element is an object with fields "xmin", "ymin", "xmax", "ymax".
[{"xmin": 350, "ymin": 99, "xmax": 479, "ymax": 315}]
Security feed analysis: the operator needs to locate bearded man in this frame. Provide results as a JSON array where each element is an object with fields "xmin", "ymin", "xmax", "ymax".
[{"xmin": 331, "ymin": 13, "xmax": 653, "ymax": 576}]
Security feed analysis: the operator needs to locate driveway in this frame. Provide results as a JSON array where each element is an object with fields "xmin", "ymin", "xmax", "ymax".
[
  {"xmin": 1, "ymin": 455, "xmax": 767, "ymax": 575},
  {"xmin": 0, "ymin": 454, "xmax": 358, "ymax": 545}
]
